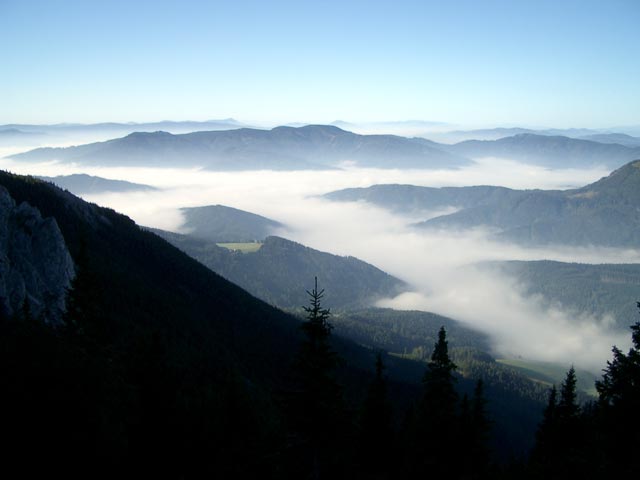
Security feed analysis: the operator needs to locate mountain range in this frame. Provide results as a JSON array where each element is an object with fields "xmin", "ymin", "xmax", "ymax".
[
  {"xmin": 578, "ymin": 133, "xmax": 640, "ymax": 148},
  {"xmin": 0, "ymin": 127, "xmax": 46, "ymax": 146},
  {"xmin": 11, "ymin": 125, "xmax": 640, "ymax": 171},
  {"xmin": 444, "ymin": 133, "xmax": 640, "ymax": 168},
  {"xmin": 0, "ymin": 119, "xmax": 246, "ymax": 137},
  {"xmin": 440, "ymin": 127, "xmax": 640, "ymax": 144},
  {"xmin": 324, "ymin": 159, "xmax": 640, "ymax": 247},
  {"xmin": 8, "ymin": 125, "xmax": 471, "ymax": 170}
]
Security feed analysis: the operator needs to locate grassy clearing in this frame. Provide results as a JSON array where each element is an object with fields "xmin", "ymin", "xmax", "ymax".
[{"xmin": 216, "ymin": 242, "xmax": 263, "ymax": 253}]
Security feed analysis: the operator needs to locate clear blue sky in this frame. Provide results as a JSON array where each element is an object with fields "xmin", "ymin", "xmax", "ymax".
[{"xmin": 1, "ymin": 0, "xmax": 638, "ymax": 127}]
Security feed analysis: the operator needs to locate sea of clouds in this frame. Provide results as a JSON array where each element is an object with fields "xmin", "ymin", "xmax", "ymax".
[{"xmin": 1, "ymin": 148, "xmax": 635, "ymax": 373}]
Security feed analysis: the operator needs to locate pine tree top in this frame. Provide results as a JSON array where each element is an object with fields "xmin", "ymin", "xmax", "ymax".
[{"xmin": 427, "ymin": 326, "xmax": 457, "ymax": 373}]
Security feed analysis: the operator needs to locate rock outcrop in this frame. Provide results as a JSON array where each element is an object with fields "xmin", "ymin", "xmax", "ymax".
[{"xmin": 0, "ymin": 186, "xmax": 74, "ymax": 323}]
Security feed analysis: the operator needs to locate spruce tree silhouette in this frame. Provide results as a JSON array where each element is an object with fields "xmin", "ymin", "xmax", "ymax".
[
  {"xmin": 595, "ymin": 302, "xmax": 640, "ymax": 476},
  {"xmin": 409, "ymin": 326, "xmax": 458, "ymax": 476},
  {"xmin": 288, "ymin": 277, "xmax": 345, "ymax": 479},
  {"xmin": 532, "ymin": 367, "xmax": 586, "ymax": 476},
  {"xmin": 558, "ymin": 366, "xmax": 580, "ymax": 421}
]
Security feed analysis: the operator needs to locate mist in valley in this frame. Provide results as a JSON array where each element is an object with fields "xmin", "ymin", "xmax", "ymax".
[{"xmin": 1, "ymin": 146, "xmax": 636, "ymax": 374}]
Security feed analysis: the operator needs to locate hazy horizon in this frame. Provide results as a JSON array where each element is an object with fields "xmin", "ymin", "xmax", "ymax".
[{"xmin": 2, "ymin": 0, "xmax": 639, "ymax": 127}]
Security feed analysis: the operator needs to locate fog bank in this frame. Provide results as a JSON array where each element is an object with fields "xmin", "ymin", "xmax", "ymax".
[{"xmin": 0, "ymin": 157, "xmax": 634, "ymax": 372}]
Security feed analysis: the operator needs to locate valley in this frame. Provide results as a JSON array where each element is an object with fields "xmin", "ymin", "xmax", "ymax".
[{"xmin": 3, "ymin": 122, "xmax": 639, "ymax": 476}]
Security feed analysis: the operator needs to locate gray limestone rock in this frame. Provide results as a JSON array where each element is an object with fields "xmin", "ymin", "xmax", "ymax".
[{"xmin": 0, "ymin": 186, "xmax": 75, "ymax": 323}]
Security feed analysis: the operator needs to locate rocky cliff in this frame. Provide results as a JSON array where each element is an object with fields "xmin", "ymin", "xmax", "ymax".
[{"xmin": 0, "ymin": 186, "xmax": 74, "ymax": 322}]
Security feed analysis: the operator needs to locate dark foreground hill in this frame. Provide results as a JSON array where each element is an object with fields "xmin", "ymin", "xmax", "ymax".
[
  {"xmin": 0, "ymin": 170, "xmax": 309, "ymax": 476},
  {"xmin": 10, "ymin": 125, "xmax": 471, "ymax": 170},
  {"xmin": 325, "ymin": 160, "xmax": 640, "ymax": 247},
  {"xmin": 0, "ymin": 171, "xmax": 551, "ymax": 477}
]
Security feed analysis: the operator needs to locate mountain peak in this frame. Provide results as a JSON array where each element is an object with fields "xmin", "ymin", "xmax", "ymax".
[
  {"xmin": 124, "ymin": 130, "xmax": 174, "ymax": 138},
  {"xmin": 584, "ymin": 159, "xmax": 640, "ymax": 193},
  {"xmin": 270, "ymin": 124, "xmax": 348, "ymax": 135}
]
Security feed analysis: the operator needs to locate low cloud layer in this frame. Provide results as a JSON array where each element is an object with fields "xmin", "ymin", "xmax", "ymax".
[{"xmin": 0, "ymin": 156, "xmax": 635, "ymax": 373}]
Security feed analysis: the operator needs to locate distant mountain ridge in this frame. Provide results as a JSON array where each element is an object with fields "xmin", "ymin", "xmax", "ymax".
[
  {"xmin": 578, "ymin": 133, "xmax": 640, "ymax": 148},
  {"xmin": 324, "ymin": 183, "xmax": 519, "ymax": 213},
  {"xmin": 9, "ymin": 125, "xmax": 472, "ymax": 170},
  {"xmin": 0, "ymin": 127, "xmax": 47, "ymax": 146},
  {"xmin": 12, "ymin": 126, "xmax": 640, "ymax": 171},
  {"xmin": 38, "ymin": 174, "xmax": 156, "ymax": 195},
  {"xmin": 0, "ymin": 128, "xmax": 44, "ymax": 137},
  {"xmin": 0, "ymin": 119, "xmax": 247, "ymax": 136},
  {"xmin": 445, "ymin": 133, "xmax": 640, "ymax": 169},
  {"xmin": 440, "ymin": 127, "xmax": 640, "ymax": 143},
  {"xmin": 324, "ymin": 159, "xmax": 640, "ymax": 247}
]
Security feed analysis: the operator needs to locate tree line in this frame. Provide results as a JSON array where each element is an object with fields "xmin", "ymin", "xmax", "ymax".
[
  {"xmin": 284, "ymin": 281, "xmax": 640, "ymax": 478},
  {"xmin": 1, "ymin": 268, "xmax": 639, "ymax": 478}
]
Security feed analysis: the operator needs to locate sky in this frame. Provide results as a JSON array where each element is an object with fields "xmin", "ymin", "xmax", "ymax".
[{"xmin": 1, "ymin": 0, "xmax": 639, "ymax": 127}]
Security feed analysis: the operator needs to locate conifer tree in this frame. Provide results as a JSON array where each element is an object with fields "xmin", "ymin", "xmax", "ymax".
[
  {"xmin": 557, "ymin": 366, "xmax": 585, "ymax": 473},
  {"xmin": 410, "ymin": 326, "xmax": 459, "ymax": 476},
  {"xmin": 532, "ymin": 367, "xmax": 586, "ymax": 476},
  {"xmin": 423, "ymin": 326, "xmax": 458, "ymax": 406},
  {"xmin": 596, "ymin": 302, "xmax": 640, "ymax": 409},
  {"xmin": 594, "ymin": 302, "xmax": 640, "ymax": 475},
  {"xmin": 557, "ymin": 366, "xmax": 579, "ymax": 421},
  {"xmin": 288, "ymin": 277, "xmax": 345, "ymax": 479}
]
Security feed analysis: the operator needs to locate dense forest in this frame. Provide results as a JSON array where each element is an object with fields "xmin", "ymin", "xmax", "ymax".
[
  {"xmin": 151, "ymin": 230, "xmax": 405, "ymax": 310},
  {"xmin": 490, "ymin": 260, "xmax": 640, "ymax": 329},
  {"xmin": 3, "ymin": 270, "xmax": 639, "ymax": 478}
]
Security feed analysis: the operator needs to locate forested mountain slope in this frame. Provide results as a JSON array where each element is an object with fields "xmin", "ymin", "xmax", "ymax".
[
  {"xmin": 152, "ymin": 230, "xmax": 405, "ymax": 309},
  {"xmin": 487, "ymin": 260, "xmax": 640, "ymax": 328},
  {"xmin": 0, "ymin": 170, "xmax": 553, "ymax": 476},
  {"xmin": 179, "ymin": 204, "xmax": 284, "ymax": 242},
  {"xmin": 325, "ymin": 160, "xmax": 640, "ymax": 246}
]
